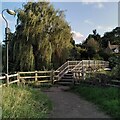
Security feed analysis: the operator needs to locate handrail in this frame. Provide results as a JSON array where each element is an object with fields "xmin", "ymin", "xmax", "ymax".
[
  {"xmin": 56, "ymin": 61, "xmax": 69, "ymax": 81},
  {"xmin": 55, "ymin": 61, "xmax": 80, "ymax": 81},
  {"xmin": 71, "ymin": 60, "xmax": 109, "ymax": 82},
  {"xmin": 0, "ymin": 76, "xmax": 6, "ymax": 80},
  {"xmin": 55, "ymin": 60, "xmax": 109, "ymax": 81},
  {"xmin": 71, "ymin": 61, "xmax": 82, "ymax": 72},
  {"xmin": 56, "ymin": 61, "xmax": 68, "ymax": 72}
]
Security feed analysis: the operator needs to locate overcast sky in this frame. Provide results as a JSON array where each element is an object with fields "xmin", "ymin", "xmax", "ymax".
[{"xmin": 0, "ymin": 0, "xmax": 119, "ymax": 44}]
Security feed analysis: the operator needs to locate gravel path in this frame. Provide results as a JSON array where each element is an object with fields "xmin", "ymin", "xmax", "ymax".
[{"xmin": 43, "ymin": 85, "xmax": 111, "ymax": 118}]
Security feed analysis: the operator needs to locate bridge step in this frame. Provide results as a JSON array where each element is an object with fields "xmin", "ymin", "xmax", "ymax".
[
  {"xmin": 58, "ymin": 79, "xmax": 73, "ymax": 82},
  {"xmin": 61, "ymin": 76, "xmax": 73, "ymax": 79},
  {"xmin": 55, "ymin": 72, "xmax": 74, "ymax": 85},
  {"xmin": 64, "ymin": 74, "xmax": 73, "ymax": 77},
  {"xmin": 56, "ymin": 81, "xmax": 74, "ymax": 86}
]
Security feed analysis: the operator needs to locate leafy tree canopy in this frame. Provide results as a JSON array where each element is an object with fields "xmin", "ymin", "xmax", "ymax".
[
  {"xmin": 7, "ymin": 2, "xmax": 73, "ymax": 72},
  {"xmin": 101, "ymin": 27, "xmax": 120, "ymax": 48}
]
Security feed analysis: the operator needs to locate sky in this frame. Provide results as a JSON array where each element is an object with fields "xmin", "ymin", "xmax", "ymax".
[{"xmin": 0, "ymin": 0, "xmax": 119, "ymax": 44}]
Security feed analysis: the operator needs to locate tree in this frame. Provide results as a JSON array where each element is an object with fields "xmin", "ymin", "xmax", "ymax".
[
  {"xmin": 93, "ymin": 29, "xmax": 97, "ymax": 36},
  {"xmin": 87, "ymin": 38, "xmax": 99, "ymax": 53},
  {"xmin": 101, "ymin": 27, "xmax": 120, "ymax": 48},
  {"xmin": 8, "ymin": 2, "xmax": 73, "ymax": 72},
  {"xmin": 83, "ymin": 38, "xmax": 100, "ymax": 59},
  {"xmin": 83, "ymin": 29, "xmax": 101, "ymax": 46}
]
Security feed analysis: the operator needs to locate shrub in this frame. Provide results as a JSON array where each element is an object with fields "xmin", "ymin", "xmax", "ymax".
[
  {"xmin": 109, "ymin": 54, "xmax": 120, "ymax": 68},
  {"xmin": 111, "ymin": 63, "xmax": 120, "ymax": 79}
]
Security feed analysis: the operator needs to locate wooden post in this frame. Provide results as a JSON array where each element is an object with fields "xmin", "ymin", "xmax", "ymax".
[
  {"xmin": 98, "ymin": 61, "xmax": 99, "ymax": 71},
  {"xmin": 88, "ymin": 60, "xmax": 91, "ymax": 78},
  {"xmin": 82, "ymin": 61, "xmax": 85, "ymax": 80},
  {"xmin": 5, "ymin": 74, "xmax": 9, "ymax": 87},
  {"xmin": 104, "ymin": 61, "xmax": 105, "ymax": 68},
  {"xmin": 88, "ymin": 60, "xmax": 90, "ymax": 68},
  {"xmin": 68, "ymin": 61, "xmax": 69, "ymax": 71},
  {"xmin": 35, "ymin": 71, "xmax": 37, "ymax": 82},
  {"xmin": 51, "ymin": 70, "xmax": 54, "ymax": 84},
  {"xmin": 94, "ymin": 60, "xmax": 95, "ymax": 72},
  {"xmin": 17, "ymin": 72, "xmax": 20, "ymax": 86}
]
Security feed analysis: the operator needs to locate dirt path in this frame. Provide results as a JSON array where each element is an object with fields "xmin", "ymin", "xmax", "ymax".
[{"xmin": 43, "ymin": 85, "xmax": 111, "ymax": 118}]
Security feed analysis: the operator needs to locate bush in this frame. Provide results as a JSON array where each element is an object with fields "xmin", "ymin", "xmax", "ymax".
[
  {"xmin": 109, "ymin": 54, "xmax": 120, "ymax": 68},
  {"xmin": 111, "ymin": 63, "xmax": 120, "ymax": 79},
  {"xmin": 84, "ymin": 73, "xmax": 112, "ymax": 86}
]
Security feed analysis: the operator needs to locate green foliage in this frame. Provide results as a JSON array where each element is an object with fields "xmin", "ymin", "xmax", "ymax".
[
  {"xmin": 109, "ymin": 54, "xmax": 120, "ymax": 68},
  {"xmin": 2, "ymin": 85, "xmax": 52, "ymax": 118},
  {"xmin": 111, "ymin": 63, "xmax": 120, "ymax": 79},
  {"xmin": 83, "ymin": 37, "xmax": 100, "ymax": 59},
  {"xmin": 101, "ymin": 27, "xmax": 120, "ymax": 48},
  {"xmin": 87, "ymin": 38, "xmax": 100, "ymax": 53},
  {"xmin": 7, "ymin": 2, "xmax": 73, "ymax": 72},
  {"xmin": 98, "ymin": 49, "xmax": 110, "ymax": 61},
  {"xmin": 71, "ymin": 84, "xmax": 120, "ymax": 118},
  {"xmin": 70, "ymin": 46, "xmax": 82, "ymax": 60},
  {"xmin": 81, "ymin": 29, "xmax": 102, "ymax": 60},
  {"xmin": 108, "ymin": 54, "xmax": 120, "ymax": 79},
  {"xmin": 81, "ymin": 27, "xmax": 120, "ymax": 61}
]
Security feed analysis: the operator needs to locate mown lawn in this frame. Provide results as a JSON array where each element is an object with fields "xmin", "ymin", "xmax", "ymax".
[
  {"xmin": 71, "ymin": 84, "xmax": 120, "ymax": 119},
  {"xmin": 2, "ymin": 85, "xmax": 52, "ymax": 118}
]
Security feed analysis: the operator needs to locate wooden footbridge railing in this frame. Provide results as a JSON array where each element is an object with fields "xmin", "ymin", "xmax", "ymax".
[
  {"xmin": 55, "ymin": 61, "xmax": 80, "ymax": 81},
  {"xmin": 0, "ymin": 60, "xmax": 109, "ymax": 87},
  {"xmin": 56, "ymin": 60, "xmax": 109, "ymax": 81}
]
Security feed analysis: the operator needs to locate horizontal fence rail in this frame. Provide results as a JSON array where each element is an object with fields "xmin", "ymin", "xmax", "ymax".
[
  {"xmin": 0, "ymin": 60, "xmax": 111, "ymax": 87},
  {"xmin": 18, "ymin": 71, "xmax": 57, "ymax": 83},
  {"xmin": 0, "ymin": 71, "xmax": 59, "ymax": 87},
  {"xmin": 0, "ymin": 73, "xmax": 19, "ymax": 87}
]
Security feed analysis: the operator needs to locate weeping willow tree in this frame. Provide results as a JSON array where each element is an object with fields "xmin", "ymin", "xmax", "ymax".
[{"xmin": 9, "ymin": 2, "xmax": 73, "ymax": 71}]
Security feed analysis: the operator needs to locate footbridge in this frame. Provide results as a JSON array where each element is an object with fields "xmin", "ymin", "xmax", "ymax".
[{"xmin": 54, "ymin": 60, "xmax": 109, "ymax": 85}]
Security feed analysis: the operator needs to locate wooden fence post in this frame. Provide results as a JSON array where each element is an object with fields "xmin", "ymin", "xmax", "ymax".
[
  {"xmin": 82, "ymin": 61, "xmax": 85, "ymax": 80},
  {"xmin": 5, "ymin": 74, "xmax": 9, "ymax": 87},
  {"xmin": 35, "ymin": 71, "xmax": 38, "ymax": 82},
  {"xmin": 51, "ymin": 70, "xmax": 54, "ymax": 84},
  {"xmin": 17, "ymin": 72, "xmax": 20, "ymax": 86},
  {"xmin": 88, "ymin": 60, "xmax": 90, "ymax": 68},
  {"xmin": 94, "ymin": 60, "xmax": 95, "ymax": 72}
]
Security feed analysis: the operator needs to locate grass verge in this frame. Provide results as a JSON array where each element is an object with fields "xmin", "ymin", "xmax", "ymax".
[
  {"xmin": 2, "ymin": 85, "xmax": 52, "ymax": 118},
  {"xmin": 71, "ymin": 84, "xmax": 120, "ymax": 119}
]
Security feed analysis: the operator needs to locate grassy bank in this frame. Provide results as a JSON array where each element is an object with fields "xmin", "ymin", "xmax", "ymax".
[
  {"xmin": 2, "ymin": 85, "xmax": 52, "ymax": 118},
  {"xmin": 71, "ymin": 84, "xmax": 120, "ymax": 118}
]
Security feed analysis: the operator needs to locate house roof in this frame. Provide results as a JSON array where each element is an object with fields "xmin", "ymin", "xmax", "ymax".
[
  {"xmin": 105, "ymin": 41, "xmax": 120, "ymax": 53},
  {"xmin": 108, "ymin": 41, "xmax": 119, "ymax": 50}
]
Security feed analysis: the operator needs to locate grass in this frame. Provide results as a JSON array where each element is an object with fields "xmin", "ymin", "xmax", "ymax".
[
  {"xmin": 2, "ymin": 85, "xmax": 52, "ymax": 118},
  {"xmin": 71, "ymin": 84, "xmax": 120, "ymax": 119}
]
